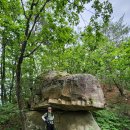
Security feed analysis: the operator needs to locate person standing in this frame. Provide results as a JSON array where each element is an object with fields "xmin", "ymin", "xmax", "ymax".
[{"xmin": 42, "ymin": 106, "xmax": 55, "ymax": 130}]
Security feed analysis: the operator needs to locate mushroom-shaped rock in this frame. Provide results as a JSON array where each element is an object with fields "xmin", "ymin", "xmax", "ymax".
[
  {"xmin": 31, "ymin": 71, "xmax": 105, "ymax": 111},
  {"xmin": 26, "ymin": 71, "xmax": 104, "ymax": 130}
]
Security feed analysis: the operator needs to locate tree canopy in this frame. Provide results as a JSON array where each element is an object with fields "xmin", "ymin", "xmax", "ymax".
[{"xmin": 0, "ymin": 0, "xmax": 130, "ymax": 130}]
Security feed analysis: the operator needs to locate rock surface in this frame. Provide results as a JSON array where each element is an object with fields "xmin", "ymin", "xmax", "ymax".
[
  {"xmin": 26, "ymin": 71, "xmax": 104, "ymax": 130},
  {"xmin": 31, "ymin": 71, "xmax": 105, "ymax": 111},
  {"xmin": 26, "ymin": 111, "xmax": 101, "ymax": 130}
]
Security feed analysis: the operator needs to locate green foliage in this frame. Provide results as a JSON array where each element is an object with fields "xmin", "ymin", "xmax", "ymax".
[
  {"xmin": 101, "ymin": 15, "xmax": 130, "ymax": 44},
  {"xmin": 0, "ymin": 0, "xmax": 113, "ymax": 104},
  {"xmin": 93, "ymin": 109, "xmax": 130, "ymax": 130},
  {"xmin": 0, "ymin": 103, "xmax": 21, "ymax": 129}
]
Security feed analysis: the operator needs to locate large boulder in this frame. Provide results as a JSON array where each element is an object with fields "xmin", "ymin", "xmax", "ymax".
[
  {"xmin": 26, "ymin": 71, "xmax": 104, "ymax": 130},
  {"xmin": 26, "ymin": 111, "xmax": 101, "ymax": 130},
  {"xmin": 31, "ymin": 71, "xmax": 105, "ymax": 111}
]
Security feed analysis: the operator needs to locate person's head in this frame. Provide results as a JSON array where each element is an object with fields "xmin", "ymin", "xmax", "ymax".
[{"xmin": 47, "ymin": 106, "xmax": 52, "ymax": 113}]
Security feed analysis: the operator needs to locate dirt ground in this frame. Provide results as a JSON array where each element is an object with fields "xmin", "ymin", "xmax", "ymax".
[{"xmin": 101, "ymin": 84, "xmax": 130, "ymax": 115}]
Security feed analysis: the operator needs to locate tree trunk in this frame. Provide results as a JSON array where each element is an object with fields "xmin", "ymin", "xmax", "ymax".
[
  {"xmin": 14, "ymin": 1, "xmax": 50, "ymax": 129},
  {"xmin": 9, "ymin": 62, "xmax": 15, "ymax": 103},
  {"xmin": 1, "ymin": 42, "xmax": 6, "ymax": 105},
  {"xmin": 16, "ymin": 58, "xmax": 26, "ymax": 130},
  {"xmin": 15, "ymin": 41, "xmax": 27, "ymax": 130},
  {"xmin": 113, "ymin": 78, "xmax": 124, "ymax": 96},
  {"xmin": 108, "ymin": 66, "xmax": 124, "ymax": 96}
]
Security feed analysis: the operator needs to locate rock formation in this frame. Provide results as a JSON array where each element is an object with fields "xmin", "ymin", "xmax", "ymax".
[{"xmin": 26, "ymin": 71, "xmax": 105, "ymax": 130}]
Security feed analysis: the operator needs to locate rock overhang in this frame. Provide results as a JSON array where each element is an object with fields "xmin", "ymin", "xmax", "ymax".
[{"xmin": 30, "ymin": 71, "xmax": 105, "ymax": 111}]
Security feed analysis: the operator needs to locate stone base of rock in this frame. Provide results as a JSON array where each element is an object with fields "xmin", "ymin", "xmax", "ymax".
[{"xmin": 26, "ymin": 110, "xmax": 101, "ymax": 130}]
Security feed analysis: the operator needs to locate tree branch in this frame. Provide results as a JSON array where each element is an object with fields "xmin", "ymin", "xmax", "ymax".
[
  {"xmin": 25, "ymin": 0, "xmax": 35, "ymax": 36},
  {"xmin": 79, "ymin": 14, "xmax": 87, "ymax": 26},
  {"xmin": 23, "ymin": 42, "xmax": 42, "ymax": 58},
  {"xmin": 20, "ymin": 0, "xmax": 27, "ymax": 19},
  {"xmin": 27, "ymin": 0, "xmax": 51, "ymax": 40},
  {"xmin": 68, "ymin": 0, "xmax": 94, "ymax": 14},
  {"xmin": 35, "ymin": 0, "xmax": 40, "ymax": 6}
]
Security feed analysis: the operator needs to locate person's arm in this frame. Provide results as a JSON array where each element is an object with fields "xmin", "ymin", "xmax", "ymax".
[
  {"xmin": 42, "ymin": 113, "xmax": 47, "ymax": 121},
  {"xmin": 52, "ymin": 114, "xmax": 54, "ymax": 120}
]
